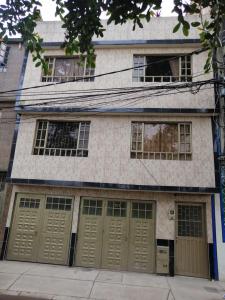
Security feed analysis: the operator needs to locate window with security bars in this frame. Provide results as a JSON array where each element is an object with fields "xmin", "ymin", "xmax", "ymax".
[
  {"xmin": 0, "ymin": 43, "xmax": 10, "ymax": 72},
  {"xmin": 33, "ymin": 120, "xmax": 90, "ymax": 157},
  {"xmin": 177, "ymin": 205, "xmax": 203, "ymax": 237},
  {"xmin": 19, "ymin": 198, "xmax": 40, "ymax": 209},
  {"xmin": 0, "ymin": 172, "xmax": 7, "ymax": 191},
  {"xmin": 131, "ymin": 122, "xmax": 192, "ymax": 160},
  {"xmin": 41, "ymin": 56, "xmax": 95, "ymax": 82},
  {"xmin": 107, "ymin": 201, "xmax": 127, "ymax": 217},
  {"xmin": 132, "ymin": 202, "xmax": 153, "ymax": 219},
  {"xmin": 46, "ymin": 197, "xmax": 72, "ymax": 211},
  {"xmin": 82, "ymin": 199, "xmax": 102, "ymax": 216},
  {"xmin": 133, "ymin": 55, "xmax": 192, "ymax": 82}
]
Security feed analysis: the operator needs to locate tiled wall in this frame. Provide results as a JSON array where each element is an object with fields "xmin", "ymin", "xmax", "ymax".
[
  {"xmin": 11, "ymin": 115, "xmax": 215, "ymax": 188},
  {"xmin": 20, "ymin": 47, "xmax": 213, "ymax": 109}
]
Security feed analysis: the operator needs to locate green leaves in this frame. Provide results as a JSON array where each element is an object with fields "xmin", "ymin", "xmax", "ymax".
[
  {"xmin": 0, "ymin": 0, "xmax": 224, "ymax": 73},
  {"xmin": 173, "ymin": 22, "xmax": 181, "ymax": 33},
  {"xmin": 191, "ymin": 21, "xmax": 200, "ymax": 27},
  {"xmin": 182, "ymin": 21, "xmax": 190, "ymax": 36}
]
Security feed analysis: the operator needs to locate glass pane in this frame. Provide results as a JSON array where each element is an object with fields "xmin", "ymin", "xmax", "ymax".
[
  {"xmin": 144, "ymin": 124, "xmax": 161, "ymax": 152},
  {"xmin": 54, "ymin": 58, "xmax": 74, "ymax": 77}
]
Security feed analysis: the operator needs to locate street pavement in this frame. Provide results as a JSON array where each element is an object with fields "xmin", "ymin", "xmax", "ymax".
[{"xmin": 0, "ymin": 261, "xmax": 225, "ymax": 300}]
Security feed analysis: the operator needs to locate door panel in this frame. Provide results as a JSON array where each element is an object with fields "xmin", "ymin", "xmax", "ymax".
[
  {"xmin": 7, "ymin": 194, "xmax": 44, "ymax": 262},
  {"xmin": 37, "ymin": 197, "xmax": 73, "ymax": 265},
  {"xmin": 76, "ymin": 198, "xmax": 156, "ymax": 273},
  {"xmin": 128, "ymin": 202, "xmax": 155, "ymax": 273},
  {"xmin": 76, "ymin": 199, "xmax": 103, "ymax": 268},
  {"xmin": 175, "ymin": 203, "xmax": 209, "ymax": 278},
  {"xmin": 101, "ymin": 200, "xmax": 129, "ymax": 270}
]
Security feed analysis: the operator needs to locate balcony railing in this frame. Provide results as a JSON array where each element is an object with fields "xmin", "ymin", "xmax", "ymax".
[
  {"xmin": 133, "ymin": 75, "xmax": 192, "ymax": 83},
  {"xmin": 41, "ymin": 75, "xmax": 94, "ymax": 82}
]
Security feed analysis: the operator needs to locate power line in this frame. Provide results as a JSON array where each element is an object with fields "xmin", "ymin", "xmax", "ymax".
[
  {"xmin": 0, "ymin": 85, "xmax": 215, "ymax": 126},
  {"xmin": 0, "ymin": 69, "xmax": 214, "ymax": 99},
  {"xmin": 0, "ymin": 79, "xmax": 217, "ymax": 111}
]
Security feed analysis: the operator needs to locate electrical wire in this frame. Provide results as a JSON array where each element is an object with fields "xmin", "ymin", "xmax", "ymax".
[
  {"xmin": 0, "ymin": 79, "xmax": 218, "ymax": 111},
  {"xmin": 0, "ymin": 85, "xmax": 215, "ymax": 125}
]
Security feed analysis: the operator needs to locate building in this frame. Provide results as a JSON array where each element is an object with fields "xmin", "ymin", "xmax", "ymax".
[
  {"xmin": 0, "ymin": 39, "xmax": 25, "ymax": 253},
  {"xmin": 1, "ymin": 16, "xmax": 218, "ymax": 279},
  {"xmin": 213, "ymin": 19, "xmax": 225, "ymax": 281}
]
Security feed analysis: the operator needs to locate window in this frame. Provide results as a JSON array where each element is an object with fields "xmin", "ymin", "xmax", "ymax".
[
  {"xmin": 0, "ymin": 43, "xmax": 10, "ymax": 72},
  {"xmin": 178, "ymin": 205, "xmax": 203, "ymax": 237},
  {"xmin": 0, "ymin": 172, "xmax": 7, "ymax": 191},
  {"xmin": 19, "ymin": 198, "xmax": 40, "ymax": 209},
  {"xmin": 133, "ymin": 55, "xmax": 192, "ymax": 82},
  {"xmin": 33, "ymin": 120, "xmax": 90, "ymax": 157},
  {"xmin": 41, "ymin": 56, "xmax": 95, "ymax": 82},
  {"xmin": 131, "ymin": 122, "xmax": 192, "ymax": 160},
  {"xmin": 82, "ymin": 199, "xmax": 102, "ymax": 216},
  {"xmin": 107, "ymin": 201, "xmax": 127, "ymax": 217},
  {"xmin": 46, "ymin": 197, "xmax": 72, "ymax": 211},
  {"xmin": 132, "ymin": 202, "xmax": 153, "ymax": 219}
]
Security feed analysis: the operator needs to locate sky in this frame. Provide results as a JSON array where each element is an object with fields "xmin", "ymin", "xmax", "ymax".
[
  {"xmin": 0, "ymin": 0, "xmax": 176, "ymax": 21},
  {"xmin": 40, "ymin": 0, "xmax": 176, "ymax": 20}
]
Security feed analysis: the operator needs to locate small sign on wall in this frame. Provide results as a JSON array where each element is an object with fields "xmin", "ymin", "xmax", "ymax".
[{"xmin": 168, "ymin": 208, "xmax": 175, "ymax": 220}]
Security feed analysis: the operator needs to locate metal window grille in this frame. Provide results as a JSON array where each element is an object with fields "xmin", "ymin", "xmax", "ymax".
[
  {"xmin": 0, "ymin": 44, "xmax": 10, "ymax": 72},
  {"xmin": 177, "ymin": 205, "xmax": 203, "ymax": 237},
  {"xmin": 46, "ymin": 197, "xmax": 72, "ymax": 211},
  {"xmin": 33, "ymin": 120, "xmax": 90, "ymax": 157},
  {"xmin": 131, "ymin": 122, "xmax": 192, "ymax": 161},
  {"xmin": 107, "ymin": 201, "xmax": 127, "ymax": 217},
  {"xmin": 132, "ymin": 55, "xmax": 192, "ymax": 82},
  {"xmin": 0, "ymin": 172, "xmax": 7, "ymax": 191},
  {"xmin": 19, "ymin": 198, "xmax": 40, "ymax": 209},
  {"xmin": 41, "ymin": 56, "xmax": 95, "ymax": 82},
  {"xmin": 132, "ymin": 202, "xmax": 153, "ymax": 219},
  {"xmin": 82, "ymin": 199, "xmax": 102, "ymax": 216}
]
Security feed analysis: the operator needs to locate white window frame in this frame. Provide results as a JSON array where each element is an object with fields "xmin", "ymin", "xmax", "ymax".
[
  {"xmin": 130, "ymin": 122, "xmax": 192, "ymax": 161},
  {"xmin": 132, "ymin": 55, "xmax": 192, "ymax": 83},
  {"xmin": 33, "ymin": 120, "xmax": 90, "ymax": 157},
  {"xmin": 41, "ymin": 56, "xmax": 95, "ymax": 82}
]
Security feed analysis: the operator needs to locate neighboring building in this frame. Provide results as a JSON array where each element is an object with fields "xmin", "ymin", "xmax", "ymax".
[
  {"xmin": 213, "ymin": 20, "xmax": 225, "ymax": 281},
  {"xmin": 0, "ymin": 39, "xmax": 25, "ymax": 252},
  {"xmin": 1, "ymin": 17, "xmax": 218, "ymax": 279}
]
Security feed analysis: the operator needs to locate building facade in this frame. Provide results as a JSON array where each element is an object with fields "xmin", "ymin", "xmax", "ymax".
[
  {"xmin": 1, "ymin": 17, "xmax": 218, "ymax": 278},
  {"xmin": 213, "ymin": 19, "xmax": 225, "ymax": 281},
  {"xmin": 0, "ymin": 39, "xmax": 25, "ymax": 252}
]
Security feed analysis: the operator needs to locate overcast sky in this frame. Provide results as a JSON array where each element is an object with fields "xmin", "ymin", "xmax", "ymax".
[
  {"xmin": 40, "ymin": 0, "xmax": 176, "ymax": 20},
  {"xmin": 0, "ymin": 0, "xmax": 176, "ymax": 21}
]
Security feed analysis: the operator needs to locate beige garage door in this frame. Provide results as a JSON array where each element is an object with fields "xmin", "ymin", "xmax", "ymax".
[
  {"xmin": 76, "ymin": 198, "xmax": 155, "ymax": 273},
  {"xmin": 7, "ymin": 193, "xmax": 73, "ymax": 265}
]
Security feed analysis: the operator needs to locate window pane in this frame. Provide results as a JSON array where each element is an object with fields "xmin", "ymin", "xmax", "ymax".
[
  {"xmin": 146, "ymin": 56, "xmax": 179, "ymax": 78},
  {"xmin": 46, "ymin": 122, "xmax": 79, "ymax": 149},
  {"xmin": 74, "ymin": 58, "xmax": 85, "ymax": 76},
  {"xmin": 160, "ymin": 124, "xmax": 178, "ymax": 152},
  {"xmin": 144, "ymin": 124, "xmax": 161, "ymax": 152},
  {"xmin": 54, "ymin": 58, "xmax": 75, "ymax": 77}
]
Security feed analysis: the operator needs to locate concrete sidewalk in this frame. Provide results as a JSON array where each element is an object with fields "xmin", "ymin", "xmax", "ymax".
[{"xmin": 0, "ymin": 261, "xmax": 225, "ymax": 300}]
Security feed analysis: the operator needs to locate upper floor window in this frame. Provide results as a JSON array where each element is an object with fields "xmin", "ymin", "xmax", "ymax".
[
  {"xmin": 41, "ymin": 56, "xmax": 95, "ymax": 82},
  {"xmin": 33, "ymin": 120, "xmax": 90, "ymax": 157},
  {"xmin": 0, "ymin": 43, "xmax": 10, "ymax": 72},
  {"xmin": 131, "ymin": 122, "xmax": 192, "ymax": 161},
  {"xmin": 133, "ymin": 55, "xmax": 192, "ymax": 83}
]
